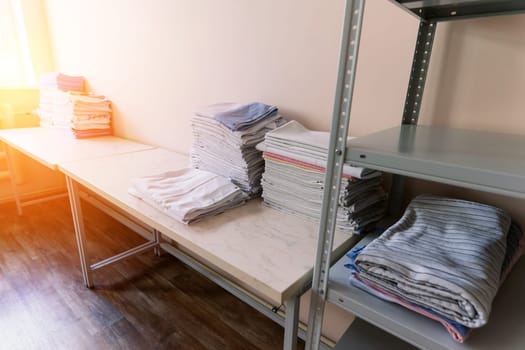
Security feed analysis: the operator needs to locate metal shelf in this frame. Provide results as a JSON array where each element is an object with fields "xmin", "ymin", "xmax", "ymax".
[
  {"xmin": 346, "ymin": 125, "xmax": 525, "ymax": 199},
  {"xmin": 328, "ymin": 237, "xmax": 525, "ymax": 350},
  {"xmin": 306, "ymin": 1, "xmax": 525, "ymax": 349},
  {"xmin": 391, "ymin": 0, "xmax": 525, "ymax": 21},
  {"xmin": 334, "ymin": 318, "xmax": 417, "ymax": 350}
]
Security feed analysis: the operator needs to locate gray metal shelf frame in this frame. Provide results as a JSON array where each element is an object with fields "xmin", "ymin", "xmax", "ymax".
[
  {"xmin": 305, "ymin": 0, "xmax": 525, "ymax": 349},
  {"xmin": 391, "ymin": 0, "xmax": 525, "ymax": 22}
]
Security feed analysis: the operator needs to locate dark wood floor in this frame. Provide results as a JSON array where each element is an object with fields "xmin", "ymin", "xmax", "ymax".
[{"xmin": 0, "ymin": 198, "xmax": 304, "ymax": 350}]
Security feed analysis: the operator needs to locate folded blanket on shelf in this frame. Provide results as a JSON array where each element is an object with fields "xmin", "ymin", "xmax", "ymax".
[
  {"xmin": 347, "ymin": 221, "xmax": 524, "ymax": 342},
  {"xmin": 351, "ymin": 195, "xmax": 512, "ymax": 329},
  {"xmin": 128, "ymin": 168, "xmax": 248, "ymax": 224}
]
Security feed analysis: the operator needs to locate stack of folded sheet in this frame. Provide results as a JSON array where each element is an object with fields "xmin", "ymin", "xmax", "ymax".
[
  {"xmin": 40, "ymin": 72, "xmax": 84, "ymax": 92},
  {"xmin": 346, "ymin": 194, "xmax": 525, "ymax": 342},
  {"xmin": 259, "ymin": 120, "xmax": 387, "ymax": 233},
  {"xmin": 70, "ymin": 94, "xmax": 112, "ymax": 138},
  {"xmin": 37, "ymin": 72, "xmax": 112, "ymax": 137},
  {"xmin": 38, "ymin": 73, "xmax": 85, "ymax": 127},
  {"xmin": 128, "ymin": 168, "xmax": 248, "ymax": 224},
  {"xmin": 191, "ymin": 102, "xmax": 286, "ymax": 196}
]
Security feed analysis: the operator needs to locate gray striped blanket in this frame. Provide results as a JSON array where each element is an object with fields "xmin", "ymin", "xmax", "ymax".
[{"xmin": 354, "ymin": 195, "xmax": 511, "ymax": 328}]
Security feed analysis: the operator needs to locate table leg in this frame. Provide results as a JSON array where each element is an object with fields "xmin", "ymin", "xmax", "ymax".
[
  {"xmin": 154, "ymin": 229, "xmax": 161, "ymax": 256},
  {"xmin": 283, "ymin": 294, "xmax": 300, "ymax": 350},
  {"xmin": 3, "ymin": 143, "xmax": 22, "ymax": 216},
  {"xmin": 66, "ymin": 176, "xmax": 93, "ymax": 287}
]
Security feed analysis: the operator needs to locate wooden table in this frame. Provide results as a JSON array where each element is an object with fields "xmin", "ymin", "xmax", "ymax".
[
  {"xmin": 0, "ymin": 127, "xmax": 357, "ymax": 349},
  {"xmin": 59, "ymin": 148, "xmax": 357, "ymax": 350}
]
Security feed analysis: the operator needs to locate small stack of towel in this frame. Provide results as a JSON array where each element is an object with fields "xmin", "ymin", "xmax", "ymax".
[
  {"xmin": 128, "ymin": 168, "xmax": 248, "ymax": 224},
  {"xmin": 259, "ymin": 121, "xmax": 387, "ymax": 233},
  {"xmin": 70, "ymin": 94, "xmax": 112, "ymax": 138},
  {"xmin": 346, "ymin": 195, "xmax": 525, "ymax": 342},
  {"xmin": 37, "ymin": 72, "xmax": 113, "ymax": 137},
  {"xmin": 191, "ymin": 102, "xmax": 286, "ymax": 196}
]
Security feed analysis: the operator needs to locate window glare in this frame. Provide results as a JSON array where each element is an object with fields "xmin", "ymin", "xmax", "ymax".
[{"xmin": 0, "ymin": 0, "xmax": 35, "ymax": 88}]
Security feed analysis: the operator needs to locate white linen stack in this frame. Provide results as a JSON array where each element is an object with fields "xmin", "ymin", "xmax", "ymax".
[
  {"xmin": 37, "ymin": 72, "xmax": 112, "ymax": 138},
  {"xmin": 40, "ymin": 72, "xmax": 84, "ymax": 91},
  {"xmin": 260, "ymin": 121, "xmax": 387, "ymax": 233},
  {"xmin": 191, "ymin": 102, "xmax": 286, "ymax": 196},
  {"xmin": 38, "ymin": 72, "xmax": 85, "ymax": 127},
  {"xmin": 128, "ymin": 168, "xmax": 248, "ymax": 224}
]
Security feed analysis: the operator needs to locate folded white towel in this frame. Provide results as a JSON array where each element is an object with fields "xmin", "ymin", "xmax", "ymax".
[{"xmin": 128, "ymin": 168, "xmax": 247, "ymax": 224}]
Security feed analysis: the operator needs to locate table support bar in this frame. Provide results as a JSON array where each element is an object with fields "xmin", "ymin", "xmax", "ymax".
[
  {"xmin": 159, "ymin": 242, "xmax": 329, "ymax": 350},
  {"xmin": 91, "ymin": 240, "xmax": 159, "ymax": 270},
  {"xmin": 79, "ymin": 191, "xmax": 153, "ymax": 241}
]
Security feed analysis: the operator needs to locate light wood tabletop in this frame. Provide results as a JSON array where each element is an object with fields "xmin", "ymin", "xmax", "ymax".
[
  {"xmin": 58, "ymin": 147, "xmax": 357, "ymax": 305},
  {"xmin": 0, "ymin": 127, "xmax": 154, "ymax": 169}
]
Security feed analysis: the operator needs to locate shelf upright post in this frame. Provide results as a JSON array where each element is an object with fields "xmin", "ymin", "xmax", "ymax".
[
  {"xmin": 388, "ymin": 19, "xmax": 436, "ymax": 217},
  {"xmin": 305, "ymin": 1, "xmax": 365, "ymax": 349}
]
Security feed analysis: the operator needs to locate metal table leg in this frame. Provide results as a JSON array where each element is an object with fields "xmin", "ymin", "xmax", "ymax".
[
  {"xmin": 66, "ymin": 176, "xmax": 93, "ymax": 287},
  {"xmin": 283, "ymin": 293, "xmax": 300, "ymax": 350},
  {"xmin": 153, "ymin": 229, "xmax": 161, "ymax": 256},
  {"xmin": 3, "ymin": 143, "xmax": 22, "ymax": 215}
]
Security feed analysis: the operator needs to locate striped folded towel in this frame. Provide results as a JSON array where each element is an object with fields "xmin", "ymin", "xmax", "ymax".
[{"xmin": 353, "ymin": 194, "xmax": 511, "ymax": 328}]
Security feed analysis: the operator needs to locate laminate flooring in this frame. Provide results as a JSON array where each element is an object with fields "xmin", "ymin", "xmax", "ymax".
[{"xmin": 0, "ymin": 198, "xmax": 305, "ymax": 350}]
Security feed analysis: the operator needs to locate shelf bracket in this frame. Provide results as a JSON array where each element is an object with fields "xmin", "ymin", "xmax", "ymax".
[{"xmin": 305, "ymin": 1, "xmax": 366, "ymax": 349}]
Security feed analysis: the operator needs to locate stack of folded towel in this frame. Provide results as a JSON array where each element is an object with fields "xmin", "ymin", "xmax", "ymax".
[
  {"xmin": 346, "ymin": 195, "xmax": 524, "ymax": 342},
  {"xmin": 38, "ymin": 73, "xmax": 85, "ymax": 127},
  {"xmin": 37, "ymin": 72, "xmax": 113, "ymax": 137},
  {"xmin": 70, "ymin": 94, "xmax": 112, "ymax": 138},
  {"xmin": 128, "ymin": 168, "xmax": 248, "ymax": 224},
  {"xmin": 259, "ymin": 121, "xmax": 387, "ymax": 233},
  {"xmin": 191, "ymin": 102, "xmax": 286, "ymax": 196}
]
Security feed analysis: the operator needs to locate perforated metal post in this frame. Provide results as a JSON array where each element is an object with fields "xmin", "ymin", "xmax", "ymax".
[
  {"xmin": 389, "ymin": 20, "xmax": 436, "ymax": 217},
  {"xmin": 305, "ymin": 1, "xmax": 365, "ymax": 349},
  {"xmin": 402, "ymin": 20, "xmax": 436, "ymax": 125}
]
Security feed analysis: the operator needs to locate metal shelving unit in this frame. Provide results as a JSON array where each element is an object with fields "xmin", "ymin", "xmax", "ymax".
[{"xmin": 306, "ymin": 1, "xmax": 525, "ymax": 349}]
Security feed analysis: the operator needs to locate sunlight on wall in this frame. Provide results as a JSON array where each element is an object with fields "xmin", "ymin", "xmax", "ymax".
[
  {"xmin": 0, "ymin": 0, "xmax": 57, "ymax": 201},
  {"xmin": 0, "ymin": 0, "xmax": 33, "ymax": 87},
  {"xmin": 0, "ymin": 0, "xmax": 53, "ymax": 88}
]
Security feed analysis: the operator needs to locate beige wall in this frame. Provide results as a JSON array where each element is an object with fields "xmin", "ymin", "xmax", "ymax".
[
  {"xmin": 43, "ymin": 0, "xmax": 417, "ymax": 151},
  {"xmin": 20, "ymin": 0, "xmax": 55, "ymax": 85},
  {"xmin": 422, "ymin": 15, "xmax": 525, "ymax": 133}
]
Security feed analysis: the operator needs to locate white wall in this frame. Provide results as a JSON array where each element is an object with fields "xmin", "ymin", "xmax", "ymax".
[
  {"xmin": 422, "ymin": 15, "xmax": 525, "ymax": 133},
  {"xmin": 20, "ymin": 0, "xmax": 54, "ymax": 84},
  {"xmin": 44, "ymin": 0, "xmax": 417, "ymax": 151}
]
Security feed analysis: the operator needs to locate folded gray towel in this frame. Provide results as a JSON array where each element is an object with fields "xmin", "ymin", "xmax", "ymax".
[{"xmin": 354, "ymin": 194, "xmax": 511, "ymax": 328}]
